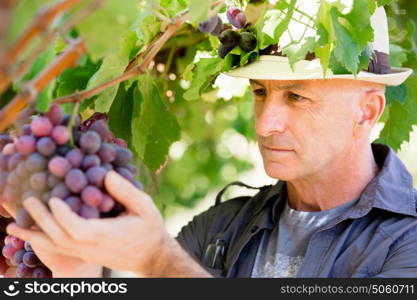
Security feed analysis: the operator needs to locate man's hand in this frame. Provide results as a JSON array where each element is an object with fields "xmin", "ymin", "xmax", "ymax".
[{"xmin": 6, "ymin": 171, "xmax": 211, "ymax": 277}]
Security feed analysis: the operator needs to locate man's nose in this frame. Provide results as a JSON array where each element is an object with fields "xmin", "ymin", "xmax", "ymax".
[{"xmin": 255, "ymin": 99, "xmax": 287, "ymax": 137}]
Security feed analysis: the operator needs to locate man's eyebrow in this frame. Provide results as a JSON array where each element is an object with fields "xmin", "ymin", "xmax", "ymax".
[{"xmin": 249, "ymin": 80, "xmax": 306, "ymax": 91}]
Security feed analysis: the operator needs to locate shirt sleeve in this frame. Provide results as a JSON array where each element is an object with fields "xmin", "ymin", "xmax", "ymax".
[{"xmin": 373, "ymin": 226, "xmax": 417, "ymax": 277}]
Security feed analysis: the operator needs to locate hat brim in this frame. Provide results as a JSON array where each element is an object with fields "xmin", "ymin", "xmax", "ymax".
[{"xmin": 224, "ymin": 56, "xmax": 413, "ymax": 86}]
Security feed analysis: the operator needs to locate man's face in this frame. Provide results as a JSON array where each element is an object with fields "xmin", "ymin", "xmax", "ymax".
[{"xmin": 250, "ymin": 79, "xmax": 378, "ymax": 181}]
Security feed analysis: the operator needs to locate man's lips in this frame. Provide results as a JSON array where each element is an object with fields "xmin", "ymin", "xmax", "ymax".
[{"xmin": 262, "ymin": 144, "xmax": 294, "ymax": 152}]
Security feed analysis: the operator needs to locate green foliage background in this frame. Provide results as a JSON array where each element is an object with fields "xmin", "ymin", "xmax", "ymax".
[{"xmin": 2, "ymin": 0, "xmax": 417, "ymax": 216}]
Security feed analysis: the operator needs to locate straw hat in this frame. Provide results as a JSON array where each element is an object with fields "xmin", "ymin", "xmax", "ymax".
[{"xmin": 225, "ymin": 6, "xmax": 412, "ymax": 86}]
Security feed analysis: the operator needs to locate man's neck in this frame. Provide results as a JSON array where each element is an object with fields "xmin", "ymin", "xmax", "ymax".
[{"xmin": 286, "ymin": 143, "xmax": 380, "ymax": 212}]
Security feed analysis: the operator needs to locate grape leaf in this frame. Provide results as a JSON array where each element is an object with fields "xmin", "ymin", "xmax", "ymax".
[
  {"xmin": 385, "ymin": 84, "xmax": 407, "ymax": 105},
  {"xmin": 188, "ymin": 0, "xmax": 214, "ymax": 24},
  {"xmin": 131, "ymin": 75, "xmax": 180, "ymax": 171},
  {"xmin": 377, "ymin": 0, "xmax": 395, "ymax": 6},
  {"xmin": 390, "ymin": 44, "xmax": 408, "ymax": 67},
  {"xmin": 88, "ymin": 30, "xmax": 138, "ymax": 113},
  {"xmin": 282, "ymin": 37, "xmax": 317, "ymax": 71},
  {"xmin": 330, "ymin": 7, "xmax": 361, "ymax": 75},
  {"xmin": 376, "ymin": 74, "xmax": 417, "ymax": 151},
  {"xmin": 183, "ymin": 57, "xmax": 222, "ymax": 101},
  {"xmin": 135, "ymin": 13, "xmax": 161, "ymax": 44},
  {"xmin": 76, "ymin": 0, "xmax": 139, "ymax": 61},
  {"xmin": 343, "ymin": 0, "xmax": 374, "ymax": 48}
]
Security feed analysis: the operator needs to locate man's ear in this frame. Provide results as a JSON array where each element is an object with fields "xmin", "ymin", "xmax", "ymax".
[{"xmin": 355, "ymin": 89, "xmax": 385, "ymax": 135}]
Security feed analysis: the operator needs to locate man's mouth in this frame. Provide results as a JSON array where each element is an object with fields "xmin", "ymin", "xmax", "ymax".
[{"xmin": 262, "ymin": 144, "xmax": 293, "ymax": 152}]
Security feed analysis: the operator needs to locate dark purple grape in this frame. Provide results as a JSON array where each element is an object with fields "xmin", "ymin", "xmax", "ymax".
[
  {"xmin": 32, "ymin": 266, "xmax": 51, "ymax": 278},
  {"xmin": 25, "ymin": 153, "xmax": 47, "ymax": 172},
  {"xmin": 23, "ymin": 251, "xmax": 39, "ymax": 268},
  {"xmin": 89, "ymin": 120, "xmax": 113, "ymax": 141},
  {"xmin": 64, "ymin": 196, "xmax": 82, "ymax": 213},
  {"xmin": 80, "ymin": 205, "xmax": 99, "ymax": 219},
  {"xmin": 99, "ymin": 193, "xmax": 115, "ymax": 213},
  {"xmin": 116, "ymin": 167, "xmax": 134, "ymax": 181},
  {"xmin": 29, "ymin": 172, "xmax": 48, "ymax": 192},
  {"xmin": 22, "ymin": 124, "xmax": 32, "ymax": 135},
  {"xmin": 16, "ymin": 135, "xmax": 36, "ymax": 155},
  {"xmin": 101, "ymin": 163, "xmax": 113, "ymax": 171},
  {"xmin": 82, "ymin": 154, "xmax": 100, "ymax": 169},
  {"xmin": 30, "ymin": 116, "xmax": 53, "ymax": 137},
  {"xmin": 199, "ymin": 15, "xmax": 222, "ymax": 34},
  {"xmin": 98, "ymin": 143, "xmax": 116, "ymax": 163},
  {"xmin": 24, "ymin": 241, "xmax": 33, "ymax": 252},
  {"xmin": 86, "ymin": 166, "xmax": 106, "ymax": 188},
  {"xmin": 48, "ymin": 157, "xmax": 71, "ymax": 178},
  {"xmin": 47, "ymin": 174, "xmax": 61, "ymax": 189},
  {"xmin": 126, "ymin": 164, "xmax": 137, "ymax": 176},
  {"xmin": 132, "ymin": 180, "xmax": 144, "ymax": 190},
  {"xmin": 51, "ymin": 183, "xmax": 71, "ymax": 199},
  {"xmin": 16, "ymin": 262, "xmax": 33, "ymax": 278},
  {"xmin": 46, "ymin": 103, "xmax": 64, "ymax": 125},
  {"xmin": 11, "ymin": 249, "xmax": 26, "ymax": 266},
  {"xmin": 219, "ymin": 29, "xmax": 241, "ymax": 47},
  {"xmin": 211, "ymin": 17, "xmax": 224, "ymax": 36},
  {"xmin": 36, "ymin": 137, "xmax": 56, "ymax": 157},
  {"xmin": 80, "ymin": 131, "xmax": 101, "ymax": 154},
  {"xmin": 113, "ymin": 147, "xmax": 132, "ymax": 167},
  {"xmin": 239, "ymin": 32, "xmax": 257, "ymax": 52},
  {"xmin": 15, "ymin": 208, "xmax": 34, "ymax": 229},
  {"xmin": 66, "ymin": 148, "xmax": 84, "ymax": 168},
  {"xmin": 81, "ymin": 185, "xmax": 103, "ymax": 207},
  {"xmin": 65, "ymin": 169, "xmax": 87, "ymax": 193},
  {"xmin": 51, "ymin": 126, "xmax": 70, "ymax": 145},
  {"xmin": 7, "ymin": 152, "xmax": 23, "ymax": 171},
  {"xmin": 218, "ymin": 43, "xmax": 235, "ymax": 58}
]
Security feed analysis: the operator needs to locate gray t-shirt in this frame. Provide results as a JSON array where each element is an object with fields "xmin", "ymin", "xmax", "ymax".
[{"xmin": 251, "ymin": 197, "xmax": 358, "ymax": 278}]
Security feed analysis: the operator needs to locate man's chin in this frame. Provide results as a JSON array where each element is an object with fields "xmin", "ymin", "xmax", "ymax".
[{"xmin": 263, "ymin": 162, "xmax": 297, "ymax": 181}]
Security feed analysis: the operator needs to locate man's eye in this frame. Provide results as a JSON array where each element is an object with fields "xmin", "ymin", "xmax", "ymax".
[
  {"xmin": 253, "ymin": 89, "xmax": 266, "ymax": 96},
  {"xmin": 288, "ymin": 93, "xmax": 306, "ymax": 101}
]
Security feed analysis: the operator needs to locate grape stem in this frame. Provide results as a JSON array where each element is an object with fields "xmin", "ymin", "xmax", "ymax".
[
  {"xmin": 0, "ymin": 39, "xmax": 86, "ymax": 132},
  {"xmin": 68, "ymin": 101, "xmax": 81, "ymax": 147},
  {"xmin": 0, "ymin": 0, "xmax": 84, "ymax": 95}
]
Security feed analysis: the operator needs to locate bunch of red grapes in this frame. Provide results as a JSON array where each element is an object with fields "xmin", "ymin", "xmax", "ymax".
[
  {"xmin": 198, "ymin": 7, "xmax": 257, "ymax": 58},
  {"xmin": 0, "ymin": 104, "xmax": 143, "ymax": 277}
]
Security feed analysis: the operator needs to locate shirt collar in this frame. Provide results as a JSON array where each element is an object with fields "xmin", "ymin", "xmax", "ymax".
[{"xmin": 254, "ymin": 143, "xmax": 417, "ymax": 220}]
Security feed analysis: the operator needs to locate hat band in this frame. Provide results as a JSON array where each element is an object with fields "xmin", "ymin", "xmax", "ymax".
[{"xmin": 259, "ymin": 45, "xmax": 391, "ymax": 75}]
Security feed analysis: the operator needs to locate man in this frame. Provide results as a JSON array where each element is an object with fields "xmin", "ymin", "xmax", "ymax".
[{"xmin": 4, "ymin": 7, "xmax": 417, "ymax": 277}]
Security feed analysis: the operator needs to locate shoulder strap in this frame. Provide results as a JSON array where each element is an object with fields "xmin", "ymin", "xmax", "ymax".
[{"xmin": 215, "ymin": 181, "xmax": 265, "ymax": 206}]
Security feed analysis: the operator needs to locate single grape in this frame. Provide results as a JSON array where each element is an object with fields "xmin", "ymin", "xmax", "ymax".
[
  {"xmin": 81, "ymin": 185, "xmax": 103, "ymax": 207},
  {"xmin": 80, "ymin": 205, "xmax": 99, "ymax": 219},
  {"xmin": 51, "ymin": 183, "xmax": 71, "ymax": 199},
  {"xmin": 32, "ymin": 266, "xmax": 51, "ymax": 278},
  {"xmin": 82, "ymin": 154, "xmax": 101, "ymax": 169},
  {"xmin": 126, "ymin": 164, "xmax": 137, "ymax": 176},
  {"xmin": 2, "ymin": 244, "xmax": 17, "ymax": 260},
  {"xmin": 15, "ymin": 208, "xmax": 34, "ymax": 229},
  {"xmin": 51, "ymin": 125, "xmax": 70, "ymax": 145},
  {"xmin": 198, "ymin": 15, "xmax": 221, "ymax": 34},
  {"xmin": 116, "ymin": 167, "xmax": 134, "ymax": 181},
  {"xmin": 16, "ymin": 135, "xmax": 36, "ymax": 155},
  {"xmin": 239, "ymin": 32, "xmax": 257, "ymax": 52},
  {"xmin": 8, "ymin": 152, "xmax": 23, "ymax": 171},
  {"xmin": 29, "ymin": 172, "xmax": 48, "ymax": 192},
  {"xmin": 210, "ymin": 17, "xmax": 224, "ymax": 36},
  {"xmin": 227, "ymin": 8, "xmax": 246, "ymax": 28},
  {"xmin": 89, "ymin": 120, "xmax": 113, "ymax": 141},
  {"xmin": 22, "ymin": 251, "xmax": 39, "ymax": 268},
  {"xmin": 3, "ymin": 143, "xmax": 17, "ymax": 155},
  {"xmin": 86, "ymin": 166, "xmax": 106, "ymax": 187},
  {"xmin": 64, "ymin": 196, "xmax": 82, "ymax": 213},
  {"xmin": 16, "ymin": 262, "xmax": 33, "ymax": 278},
  {"xmin": 219, "ymin": 29, "xmax": 241, "ymax": 47},
  {"xmin": 31, "ymin": 116, "xmax": 53, "ymax": 137},
  {"xmin": 10, "ymin": 236, "xmax": 24, "ymax": 250},
  {"xmin": 24, "ymin": 241, "xmax": 33, "ymax": 252},
  {"xmin": 101, "ymin": 163, "xmax": 113, "ymax": 171},
  {"xmin": 113, "ymin": 147, "xmax": 132, "ymax": 167},
  {"xmin": 114, "ymin": 138, "xmax": 127, "ymax": 148},
  {"xmin": 218, "ymin": 43, "xmax": 235, "ymax": 58},
  {"xmin": 15, "ymin": 162, "xmax": 29, "ymax": 179},
  {"xmin": 48, "ymin": 156, "xmax": 71, "ymax": 178},
  {"xmin": 65, "ymin": 169, "xmax": 87, "ymax": 193},
  {"xmin": 66, "ymin": 148, "xmax": 84, "ymax": 168},
  {"xmin": 25, "ymin": 153, "xmax": 47, "ymax": 173},
  {"xmin": 80, "ymin": 131, "xmax": 101, "ymax": 154},
  {"xmin": 46, "ymin": 103, "xmax": 64, "ymax": 125},
  {"xmin": 36, "ymin": 137, "xmax": 56, "ymax": 157},
  {"xmin": 98, "ymin": 143, "xmax": 116, "ymax": 163},
  {"xmin": 99, "ymin": 193, "xmax": 115, "ymax": 213},
  {"xmin": 47, "ymin": 174, "xmax": 61, "ymax": 189},
  {"xmin": 11, "ymin": 249, "xmax": 26, "ymax": 266}
]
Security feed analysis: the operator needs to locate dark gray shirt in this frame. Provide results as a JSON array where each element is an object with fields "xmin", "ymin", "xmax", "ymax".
[{"xmin": 251, "ymin": 197, "xmax": 358, "ymax": 277}]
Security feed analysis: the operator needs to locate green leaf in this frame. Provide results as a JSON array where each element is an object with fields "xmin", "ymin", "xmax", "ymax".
[
  {"xmin": 136, "ymin": 13, "xmax": 161, "ymax": 44},
  {"xmin": 376, "ymin": 74, "xmax": 417, "ymax": 151},
  {"xmin": 330, "ymin": 7, "xmax": 361, "ymax": 75},
  {"xmin": 385, "ymin": 84, "xmax": 407, "ymax": 105},
  {"xmin": 76, "ymin": 0, "xmax": 139, "ymax": 61},
  {"xmin": 88, "ymin": 30, "xmax": 138, "ymax": 113},
  {"xmin": 188, "ymin": 0, "xmax": 214, "ymax": 24},
  {"xmin": 131, "ymin": 75, "xmax": 181, "ymax": 171},
  {"xmin": 282, "ymin": 37, "xmax": 317, "ymax": 71},
  {"xmin": 377, "ymin": 0, "xmax": 395, "ymax": 6},
  {"xmin": 108, "ymin": 82, "xmax": 136, "ymax": 144},
  {"xmin": 183, "ymin": 57, "xmax": 222, "ymax": 101},
  {"xmin": 390, "ymin": 44, "xmax": 408, "ymax": 67}
]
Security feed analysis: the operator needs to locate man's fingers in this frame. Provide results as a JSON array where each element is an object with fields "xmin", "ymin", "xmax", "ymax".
[
  {"xmin": 23, "ymin": 197, "xmax": 70, "ymax": 244},
  {"xmin": 48, "ymin": 197, "xmax": 99, "ymax": 242},
  {"xmin": 2, "ymin": 202, "xmax": 18, "ymax": 219},
  {"xmin": 105, "ymin": 170, "xmax": 157, "ymax": 217}
]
